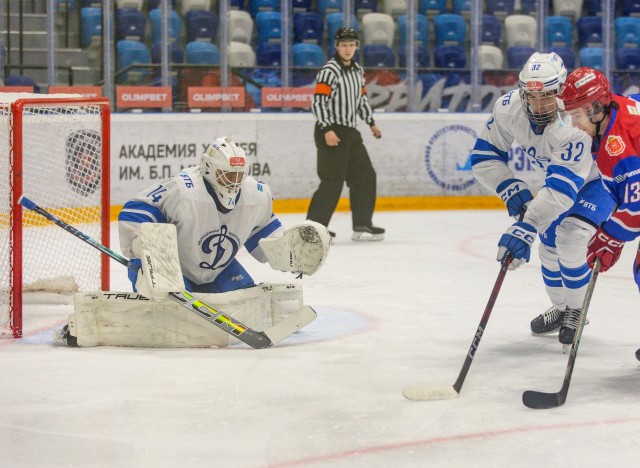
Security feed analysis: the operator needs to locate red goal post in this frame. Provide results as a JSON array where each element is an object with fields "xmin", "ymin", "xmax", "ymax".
[{"xmin": 0, "ymin": 94, "xmax": 111, "ymax": 338}]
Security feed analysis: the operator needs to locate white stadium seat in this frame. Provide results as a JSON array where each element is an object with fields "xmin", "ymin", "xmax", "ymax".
[
  {"xmin": 227, "ymin": 41, "xmax": 256, "ymax": 67},
  {"xmin": 504, "ymin": 14, "xmax": 537, "ymax": 48},
  {"xmin": 552, "ymin": 0, "xmax": 584, "ymax": 20},
  {"xmin": 361, "ymin": 12, "xmax": 395, "ymax": 47},
  {"xmin": 229, "ymin": 9, "xmax": 254, "ymax": 44},
  {"xmin": 181, "ymin": 0, "xmax": 212, "ymax": 15},
  {"xmin": 478, "ymin": 45, "xmax": 504, "ymax": 70}
]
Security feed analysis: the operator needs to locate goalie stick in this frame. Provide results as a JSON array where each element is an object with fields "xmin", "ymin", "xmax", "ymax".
[
  {"xmin": 521, "ymin": 258, "xmax": 601, "ymax": 409},
  {"xmin": 402, "ymin": 252, "xmax": 514, "ymax": 401},
  {"xmin": 18, "ymin": 196, "xmax": 316, "ymax": 349}
]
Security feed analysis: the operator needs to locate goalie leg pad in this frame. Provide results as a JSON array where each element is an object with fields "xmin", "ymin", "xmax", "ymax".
[
  {"xmin": 132, "ymin": 223, "xmax": 185, "ymax": 301},
  {"xmin": 69, "ymin": 283, "xmax": 306, "ymax": 348},
  {"xmin": 71, "ymin": 292, "xmax": 230, "ymax": 348},
  {"xmin": 258, "ymin": 221, "xmax": 331, "ymax": 276}
]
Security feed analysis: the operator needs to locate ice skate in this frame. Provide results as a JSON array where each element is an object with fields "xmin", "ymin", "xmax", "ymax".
[
  {"xmin": 559, "ymin": 307, "xmax": 581, "ymax": 345},
  {"xmin": 53, "ymin": 324, "xmax": 78, "ymax": 348},
  {"xmin": 530, "ymin": 306, "xmax": 565, "ymax": 335},
  {"xmin": 352, "ymin": 225, "xmax": 385, "ymax": 241}
]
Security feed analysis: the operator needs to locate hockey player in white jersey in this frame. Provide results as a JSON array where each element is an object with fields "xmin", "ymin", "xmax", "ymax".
[
  {"xmin": 56, "ymin": 136, "xmax": 330, "ymax": 348},
  {"xmin": 470, "ymin": 53, "xmax": 615, "ymax": 345}
]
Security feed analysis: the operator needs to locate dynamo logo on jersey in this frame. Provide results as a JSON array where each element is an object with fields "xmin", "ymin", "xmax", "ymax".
[
  {"xmin": 198, "ymin": 225, "xmax": 240, "ymax": 270},
  {"xmin": 424, "ymin": 125, "xmax": 478, "ymax": 191}
]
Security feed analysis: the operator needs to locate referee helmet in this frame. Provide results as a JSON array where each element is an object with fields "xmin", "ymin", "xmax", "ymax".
[{"xmin": 335, "ymin": 27, "xmax": 359, "ymax": 45}]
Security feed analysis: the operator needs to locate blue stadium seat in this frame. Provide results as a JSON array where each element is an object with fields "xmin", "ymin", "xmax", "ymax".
[
  {"xmin": 117, "ymin": 40, "xmax": 151, "ymax": 83},
  {"xmin": 398, "ymin": 14, "xmax": 429, "ymax": 47},
  {"xmin": 249, "ymin": 0, "xmax": 279, "ymax": 18},
  {"xmin": 292, "ymin": 43, "xmax": 325, "ymax": 67},
  {"xmin": 398, "ymin": 46, "xmax": 429, "ymax": 68},
  {"xmin": 547, "ymin": 46, "xmax": 575, "ymax": 69},
  {"xmin": 256, "ymin": 11, "xmax": 281, "ymax": 45},
  {"xmin": 585, "ymin": 0, "xmax": 601, "ymax": 16},
  {"xmin": 507, "ymin": 45, "xmax": 535, "ymax": 69},
  {"xmin": 256, "ymin": 42, "xmax": 281, "ymax": 66},
  {"xmin": 149, "ymin": 8, "xmax": 182, "ymax": 43},
  {"xmin": 186, "ymin": 41, "xmax": 220, "ymax": 64},
  {"xmin": 519, "ymin": 0, "xmax": 537, "ymax": 15},
  {"xmin": 434, "ymin": 45, "xmax": 466, "ymax": 68},
  {"xmin": 418, "ymin": 0, "xmax": 446, "ymax": 16},
  {"xmin": 116, "ymin": 8, "xmax": 145, "ymax": 42},
  {"xmin": 80, "ymin": 7, "xmax": 102, "ymax": 48},
  {"xmin": 417, "ymin": 73, "xmax": 440, "ymax": 95},
  {"xmin": 151, "ymin": 41, "xmax": 184, "ymax": 64},
  {"xmin": 292, "ymin": 0, "xmax": 312, "ymax": 13},
  {"xmin": 452, "ymin": 0, "xmax": 471, "ymax": 17},
  {"xmin": 185, "ymin": 10, "xmax": 217, "ymax": 43},
  {"xmin": 434, "ymin": 45, "xmax": 467, "ymax": 88},
  {"xmin": 482, "ymin": 15, "xmax": 501, "ymax": 46},
  {"xmin": 294, "ymin": 12, "xmax": 323, "ymax": 44},
  {"xmin": 6, "ymin": 74, "xmax": 40, "ymax": 92},
  {"xmin": 546, "ymin": 16, "xmax": 573, "ymax": 48},
  {"xmin": 621, "ymin": 0, "xmax": 640, "ymax": 17},
  {"xmin": 148, "ymin": 0, "xmax": 177, "ymax": 9},
  {"xmin": 577, "ymin": 17, "xmax": 602, "ymax": 48},
  {"xmin": 80, "ymin": 0, "xmax": 101, "ymax": 5},
  {"xmin": 355, "ymin": 0, "xmax": 378, "ymax": 16},
  {"xmin": 362, "ymin": 44, "xmax": 395, "ymax": 67},
  {"xmin": 230, "ymin": 0, "xmax": 244, "ymax": 9},
  {"xmin": 485, "ymin": 0, "xmax": 515, "ymax": 20},
  {"xmin": 578, "ymin": 47, "xmax": 604, "ymax": 70},
  {"xmin": 434, "ymin": 14, "xmax": 466, "ymax": 47},
  {"xmin": 615, "ymin": 17, "xmax": 640, "ymax": 49},
  {"xmin": 616, "ymin": 47, "xmax": 640, "ymax": 70},
  {"xmin": 327, "ymin": 13, "xmax": 358, "ymax": 45},
  {"xmin": 317, "ymin": 0, "xmax": 342, "ymax": 18}
]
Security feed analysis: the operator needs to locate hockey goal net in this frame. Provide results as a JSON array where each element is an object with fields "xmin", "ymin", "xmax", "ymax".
[{"xmin": 0, "ymin": 94, "xmax": 111, "ymax": 338}]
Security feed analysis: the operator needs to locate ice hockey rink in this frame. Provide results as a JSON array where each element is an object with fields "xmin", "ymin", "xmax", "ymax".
[{"xmin": 2, "ymin": 209, "xmax": 640, "ymax": 468}]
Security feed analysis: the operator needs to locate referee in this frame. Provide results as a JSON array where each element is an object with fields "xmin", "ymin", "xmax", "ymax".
[{"xmin": 306, "ymin": 27, "xmax": 385, "ymax": 241}]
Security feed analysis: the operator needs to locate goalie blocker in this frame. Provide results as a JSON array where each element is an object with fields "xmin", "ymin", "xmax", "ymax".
[{"xmin": 60, "ymin": 282, "xmax": 305, "ymax": 348}]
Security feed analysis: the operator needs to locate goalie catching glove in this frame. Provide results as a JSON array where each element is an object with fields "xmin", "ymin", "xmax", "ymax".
[
  {"xmin": 130, "ymin": 223, "xmax": 185, "ymax": 300},
  {"xmin": 259, "ymin": 220, "xmax": 331, "ymax": 276}
]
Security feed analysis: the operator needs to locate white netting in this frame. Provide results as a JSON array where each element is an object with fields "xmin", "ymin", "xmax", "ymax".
[{"xmin": 0, "ymin": 96, "xmax": 109, "ymax": 337}]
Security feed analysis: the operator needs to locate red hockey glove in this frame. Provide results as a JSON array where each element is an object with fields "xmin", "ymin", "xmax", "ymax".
[{"xmin": 586, "ymin": 227, "xmax": 624, "ymax": 272}]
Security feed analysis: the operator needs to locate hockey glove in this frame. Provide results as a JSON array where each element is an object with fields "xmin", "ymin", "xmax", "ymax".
[
  {"xmin": 497, "ymin": 221, "xmax": 537, "ymax": 270},
  {"xmin": 634, "ymin": 248, "xmax": 640, "ymax": 292},
  {"xmin": 496, "ymin": 178, "xmax": 533, "ymax": 218},
  {"xmin": 586, "ymin": 227, "xmax": 624, "ymax": 272}
]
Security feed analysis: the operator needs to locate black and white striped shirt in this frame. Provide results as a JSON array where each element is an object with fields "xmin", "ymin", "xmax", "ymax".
[{"xmin": 312, "ymin": 56, "xmax": 375, "ymax": 132}]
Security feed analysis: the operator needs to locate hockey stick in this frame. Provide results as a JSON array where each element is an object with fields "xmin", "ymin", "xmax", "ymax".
[
  {"xmin": 522, "ymin": 258, "xmax": 601, "ymax": 409},
  {"xmin": 18, "ymin": 195, "xmax": 316, "ymax": 349},
  {"xmin": 402, "ymin": 252, "xmax": 514, "ymax": 401}
]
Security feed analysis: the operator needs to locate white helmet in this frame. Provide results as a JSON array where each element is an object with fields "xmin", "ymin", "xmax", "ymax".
[
  {"xmin": 518, "ymin": 52, "xmax": 567, "ymax": 127},
  {"xmin": 200, "ymin": 136, "xmax": 248, "ymax": 210}
]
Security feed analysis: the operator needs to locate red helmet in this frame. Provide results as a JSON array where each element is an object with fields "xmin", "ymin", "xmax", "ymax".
[{"xmin": 557, "ymin": 67, "xmax": 612, "ymax": 111}]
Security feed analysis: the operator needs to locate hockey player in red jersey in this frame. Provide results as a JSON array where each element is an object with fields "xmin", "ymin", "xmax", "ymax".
[{"xmin": 558, "ymin": 67, "xmax": 640, "ymax": 360}]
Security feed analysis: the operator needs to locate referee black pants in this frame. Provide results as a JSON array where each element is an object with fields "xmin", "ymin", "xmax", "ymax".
[{"xmin": 307, "ymin": 124, "xmax": 377, "ymax": 228}]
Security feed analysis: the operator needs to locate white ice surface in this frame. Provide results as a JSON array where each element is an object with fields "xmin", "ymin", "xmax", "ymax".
[{"xmin": 2, "ymin": 210, "xmax": 640, "ymax": 468}]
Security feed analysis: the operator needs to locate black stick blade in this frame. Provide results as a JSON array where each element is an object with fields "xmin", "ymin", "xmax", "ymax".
[{"xmin": 522, "ymin": 390, "xmax": 567, "ymax": 409}]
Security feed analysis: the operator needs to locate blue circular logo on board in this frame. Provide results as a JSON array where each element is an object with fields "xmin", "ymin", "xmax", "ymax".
[{"xmin": 424, "ymin": 124, "xmax": 478, "ymax": 191}]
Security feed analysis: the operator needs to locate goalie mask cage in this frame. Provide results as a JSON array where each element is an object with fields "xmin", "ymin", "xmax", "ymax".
[{"xmin": 0, "ymin": 95, "xmax": 111, "ymax": 338}]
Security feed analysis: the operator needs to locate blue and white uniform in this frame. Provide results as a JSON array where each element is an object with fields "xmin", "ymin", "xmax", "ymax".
[
  {"xmin": 118, "ymin": 166, "xmax": 283, "ymax": 293},
  {"xmin": 471, "ymin": 90, "xmax": 615, "ymax": 310}
]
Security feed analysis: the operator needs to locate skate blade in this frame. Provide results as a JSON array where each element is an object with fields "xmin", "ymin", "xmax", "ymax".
[{"xmin": 351, "ymin": 232, "xmax": 384, "ymax": 242}]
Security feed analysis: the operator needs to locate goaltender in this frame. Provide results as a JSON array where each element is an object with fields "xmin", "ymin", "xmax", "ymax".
[{"xmin": 57, "ymin": 136, "xmax": 331, "ymax": 348}]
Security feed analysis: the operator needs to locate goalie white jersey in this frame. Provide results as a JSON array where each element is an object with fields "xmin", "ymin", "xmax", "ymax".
[
  {"xmin": 118, "ymin": 166, "xmax": 282, "ymax": 287},
  {"xmin": 471, "ymin": 89, "xmax": 600, "ymax": 233}
]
